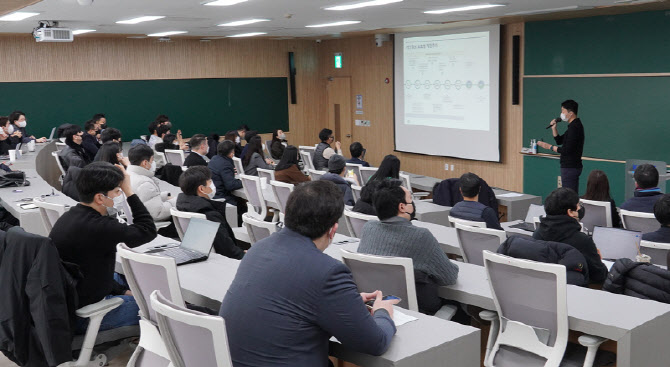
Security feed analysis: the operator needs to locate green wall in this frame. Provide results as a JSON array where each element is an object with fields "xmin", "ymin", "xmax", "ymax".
[{"xmin": 0, "ymin": 77, "xmax": 289, "ymax": 140}]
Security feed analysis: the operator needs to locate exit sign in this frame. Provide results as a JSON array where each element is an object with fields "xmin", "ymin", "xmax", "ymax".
[{"xmin": 334, "ymin": 52, "xmax": 342, "ymax": 69}]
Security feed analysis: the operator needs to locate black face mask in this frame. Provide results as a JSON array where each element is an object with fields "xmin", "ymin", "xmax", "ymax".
[
  {"xmin": 404, "ymin": 201, "xmax": 416, "ymax": 221},
  {"xmin": 100, "ymin": 124, "xmax": 107, "ymax": 130},
  {"xmin": 578, "ymin": 205, "xmax": 585, "ymax": 220}
]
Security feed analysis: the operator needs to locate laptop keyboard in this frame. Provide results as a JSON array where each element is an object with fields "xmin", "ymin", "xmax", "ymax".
[{"xmin": 160, "ymin": 247, "xmax": 204, "ymax": 263}]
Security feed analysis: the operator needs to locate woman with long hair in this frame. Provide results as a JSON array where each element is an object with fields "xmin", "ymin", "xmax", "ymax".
[
  {"xmin": 274, "ymin": 145, "xmax": 310, "ymax": 185},
  {"xmin": 367, "ymin": 154, "xmax": 401, "ymax": 183},
  {"xmin": 242, "ymin": 135, "xmax": 273, "ymax": 176},
  {"xmin": 582, "ymin": 169, "xmax": 621, "ymax": 227},
  {"xmin": 270, "ymin": 129, "xmax": 287, "ymax": 160},
  {"xmin": 97, "ymin": 141, "xmax": 129, "ymax": 167}
]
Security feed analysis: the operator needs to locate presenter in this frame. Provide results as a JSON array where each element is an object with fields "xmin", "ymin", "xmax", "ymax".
[{"xmin": 537, "ymin": 100, "xmax": 584, "ymax": 193}]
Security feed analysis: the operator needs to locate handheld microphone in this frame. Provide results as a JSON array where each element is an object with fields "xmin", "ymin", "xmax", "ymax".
[{"xmin": 546, "ymin": 117, "xmax": 561, "ymax": 129}]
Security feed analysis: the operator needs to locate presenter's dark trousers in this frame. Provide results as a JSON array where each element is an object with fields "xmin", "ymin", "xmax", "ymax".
[{"xmin": 561, "ymin": 167, "xmax": 582, "ymax": 194}]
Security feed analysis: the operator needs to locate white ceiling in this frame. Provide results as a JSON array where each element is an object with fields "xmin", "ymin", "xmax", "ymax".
[{"xmin": 0, "ymin": 0, "xmax": 656, "ymax": 38}]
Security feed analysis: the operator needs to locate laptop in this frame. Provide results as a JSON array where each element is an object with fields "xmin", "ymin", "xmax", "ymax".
[
  {"xmin": 592, "ymin": 226, "xmax": 642, "ymax": 261},
  {"xmin": 146, "ymin": 218, "xmax": 220, "ymax": 265},
  {"xmin": 510, "ymin": 204, "xmax": 546, "ymax": 232},
  {"xmin": 47, "ymin": 127, "xmax": 56, "ymax": 142}
]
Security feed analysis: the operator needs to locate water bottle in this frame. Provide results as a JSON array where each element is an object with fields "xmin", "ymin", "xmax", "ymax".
[{"xmin": 531, "ymin": 139, "xmax": 537, "ymax": 154}]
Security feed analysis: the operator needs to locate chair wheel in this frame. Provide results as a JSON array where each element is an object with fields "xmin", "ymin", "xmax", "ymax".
[{"xmin": 93, "ymin": 354, "xmax": 107, "ymax": 366}]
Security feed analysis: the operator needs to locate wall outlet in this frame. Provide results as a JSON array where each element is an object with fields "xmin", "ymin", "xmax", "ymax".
[
  {"xmin": 445, "ymin": 163, "xmax": 449, "ymax": 171},
  {"xmin": 557, "ymin": 176, "xmax": 562, "ymax": 188}
]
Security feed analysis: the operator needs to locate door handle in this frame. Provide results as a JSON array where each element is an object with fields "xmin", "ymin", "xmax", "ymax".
[{"xmin": 346, "ymin": 134, "xmax": 351, "ymax": 138}]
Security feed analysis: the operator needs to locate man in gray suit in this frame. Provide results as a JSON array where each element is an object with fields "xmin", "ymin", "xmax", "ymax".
[{"xmin": 220, "ymin": 180, "xmax": 398, "ymax": 367}]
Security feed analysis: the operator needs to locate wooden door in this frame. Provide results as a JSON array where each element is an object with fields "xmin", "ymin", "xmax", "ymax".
[{"xmin": 326, "ymin": 77, "xmax": 353, "ymax": 153}]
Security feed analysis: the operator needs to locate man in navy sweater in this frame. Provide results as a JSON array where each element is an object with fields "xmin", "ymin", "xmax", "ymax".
[
  {"xmin": 621, "ymin": 164, "xmax": 663, "ymax": 213},
  {"xmin": 220, "ymin": 181, "xmax": 397, "ymax": 367},
  {"xmin": 449, "ymin": 172, "xmax": 503, "ymax": 230}
]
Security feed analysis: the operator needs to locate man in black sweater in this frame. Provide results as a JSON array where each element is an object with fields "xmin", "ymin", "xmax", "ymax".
[
  {"xmin": 50, "ymin": 162, "xmax": 157, "ymax": 332},
  {"xmin": 537, "ymin": 100, "xmax": 585, "ymax": 194},
  {"xmin": 533, "ymin": 187, "xmax": 608, "ymax": 284}
]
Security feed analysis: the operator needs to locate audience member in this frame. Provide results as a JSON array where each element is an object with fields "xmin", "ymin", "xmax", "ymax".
[
  {"xmin": 242, "ymin": 135, "xmax": 273, "ymax": 176},
  {"xmin": 184, "ymin": 134, "xmax": 210, "ymax": 167},
  {"xmin": 352, "ymin": 179, "xmax": 382, "ymax": 215},
  {"xmin": 239, "ymin": 130, "xmax": 258, "ymax": 161},
  {"xmin": 206, "ymin": 133, "xmax": 219, "ymax": 159},
  {"xmin": 92, "ymin": 113, "xmax": 107, "ymax": 130},
  {"xmin": 0, "ymin": 116, "xmax": 20, "ymax": 155},
  {"xmin": 100, "ymin": 127, "xmax": 122, "ymax": 144},
  {"xmin": 97, "ymin": 141, "xmax": 129, "ymax": 167},
  {"xmin": 224, "ymin": 131, "xmax": 242, "ymax": 157},
  {"xmin": 9, "ymin": 110, "xmax": 46, "ymax": 143},
  {"xmin": 50, "ymin": 162, "xmax": 157, "ymax": 332},
  {"xmin": 367, "ymin": 154, "xmax": 400, "ymax": 183},
  {"xmin": 449, "ymin": 173, "xmax": 503, "ymax": 230},
  {"xmin": 220, "ymin": 180, "xmax": 397, "ymax": 366},
  {"xmin": 319, "ymin": 155, "xmax": 356, "ymax": 206},
  {"xmin": 155, "ymin": 114, "xmax": 171, "ymax": 129},
  {"xmin": 82, "ymin": 119, "xmax": 101, "ymax": 161},
  {"xmin": 126, "ymin": 145, "xmax": 176, "ymax": 226},
  {"xmin": 154, "ymin": 133, "xmax": 179, "ymax": 153},
  {"xmin": 642, "ymin": 194, "xmax": 670, "ymax": 243},
  {"xmin": 313, "ymin": 128, "xmax": 343, "ymax": 171},
  {"xmin": 146, "ymin": 121, "xmax": 160, "ymax": 147},
  {"xmin": 347, "ymin": 142, "xmax": 370, "ymax": 167},
  {"xmin": 58, "ymin": 125, "xmax": 90, "ymax": 171},
  {"xmin": 274, "ymin": 145, "xmax": 310, "ymax": 185},
  {"xmin": 270, "ymin": 129, "xmax": 286, "ymax": 160},
  {"xmin": 620, "ymin": 164, "xmax": 663, "ymax": 213},
  {"xmin": 533, "ymin": 187, "xmax": 608, "ymax": 284},
  {"xmin": 208, "ymin": 141, "xmax": 243, "ymax": 203},
  {"xmin": 177, "ymin": 166, "xmax": 244, "ymax": 259},
  {"xmin": 358, "ymin": 179, "xmax": 459, "ymax": 315},
  {"xmin": 582, "ymin": 169, "xmax": 621, "ymax": 227}
]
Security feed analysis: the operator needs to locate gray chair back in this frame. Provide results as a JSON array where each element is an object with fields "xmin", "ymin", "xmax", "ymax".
[
  {"xmin": 240, "ymin": 175, "xmax": 265, "ymax": 216},
  {"xmin": 270, "ymin": 181, "xmax": 293, "ymax": 214},
  {"xmin": 580, "ymin": 200, "xmax": 610, "ymax": 233},
  {"xmin": 359, "ymin": 167, "xmax": 378, "ymax": 185},
  {"xmin": 351, "ymin": 185, "xmax": 362, "ymax": 202},
  {"xmin": 308, "ymin": 169, "xmax": 326, "ymax": 181},
  {"xmin": 455, "ymin": 225, "xmax": 505, "ymax": 266},
  {"xmin": 164, "ymin": 150, "xmax": 184, "ymax": 166},
  {"xmin": 345, "ymin": 164, "xmax": 363, "ymax": 185},
  {"xmin": 621, "ymin": 212, "xmax": 660, "ymax": 234},
  {"xmin": 644, "ymin": 247, "xmax": 669, "ymax": 267}
]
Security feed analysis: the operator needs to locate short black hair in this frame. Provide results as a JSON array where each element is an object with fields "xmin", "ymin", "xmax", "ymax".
[
  {"xmin": 155, "ymin": 114, "xmax": 170, "ymax": 124},
  {"xmin": 561, "ymin": 100, "xmax": 578, "ymax": 115},
  {"xmin": 237, "ymin": 124, "xmax": 249, "ymax": 132},
  {"xmin": 190, "ymin": 134, "xmax": 207, "ymax": 150},
  {"xmin": 372, "ymin": 179, "xmax": 406, "ymax": 220},
  {"xmin": 163, "ymin": 133, "xmax": 177, "ymax": 146},
  {"xmin": 100, "ymin": 127, "xmax": 122, "ymax": 143},
  {"xmin": 128, "ymin": 144, "xmax": 154, "ymax": 166},
  {"xmin": 179, "ymin": 166, "xmax": 211, "ymax": 196},
  {"xmin": 285, "ymin": 181, "xmax": 344, "ymax": 239},
  {"xmin": 92, "ymin": 113, "xmax": 106, "ymax": 122},
  {"xmin": 634, "ymin": 164, "xmax": 659, "ymax": 189},
  {"xmin": 63, "ymin": 125, "xmax": 82, "ymax": 145},
  {"xmin": 654, "ymin": 194, "xmax": 670, "ymax": 227},
  {"xmin": 148, "ymin": 121, "xmax": 159, "ymax": 135},
  {"xmin": 76, "ymin": 162, "xmax": 124, "ymax": 203},
  {"xmin": 8, "ymin": 111, "xmax": 24, "ymax": 124},
  {"xmin": 544, "ymin": 187, "xmax": 579, "ymax": 216},
  {"xmin": 349, "ymin": 142, "xmax": 364, "ymax": 158},
  {"xmin": 218, "ymin": 140, "xmax": 236, "ymax": 157},
  {"xmin": 0, "ymin": 116, "xmax": 8, "ymax": 128},
  {"xmin": 156, "ymin": 124, "xmax": 171, "ymax": 137},
  {"xmin": 460, "ymin": 172, "xmax": 481, "ymax": 198},
  {"xmin": 319, "ymin": 128, "xmax": 333, "ymax": 142},
  {"xmin": 84, "ymin": 119, "xmax": 97, "ymax": 132}
]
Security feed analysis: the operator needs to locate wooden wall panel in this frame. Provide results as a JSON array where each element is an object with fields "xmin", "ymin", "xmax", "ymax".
[
  {"xmin": 0, "ymin": 35, "xmax": 325, "ymax": 148},
  {"xmin": 317, "ymin": 24, "xmax": 524, "ymax": 192}
]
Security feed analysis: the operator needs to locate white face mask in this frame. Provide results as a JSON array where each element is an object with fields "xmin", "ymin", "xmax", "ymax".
[
  {"xmin": 206, "ymin": 182, "xmax": 216, "ymax": 199},
  {"xmin": 17, "ymin": 120, "xmax": 26, "ymax": 128},
  {"xmin": 235, "ymin": 136, "xmax": 241, "ymax": 144},
  {"xmin": 279, "ymin": 133, "xmax": 286, "ymax": 140},
  {"xmin": 149, "ymin": 160, "xmax": 156, "ymax": 173},
  {"xmin": 560, "ymin": 112, "xmax": 568, "ymax": 122},
  {"xmin": 103, "ymin": 192, "xmax": 125, "ymax": 216},
  {"xmin": 7, "ymin": 125, "xmax": 14, "ymax": 135}
]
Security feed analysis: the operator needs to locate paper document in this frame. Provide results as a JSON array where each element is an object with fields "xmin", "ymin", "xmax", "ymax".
[
  {"xmin": 393, "ymin": 308, "xmax": 418, "ymax": 327},
  {"xmin": 498, "ymin": 193, "xmax": 524, "ymax": 198}
]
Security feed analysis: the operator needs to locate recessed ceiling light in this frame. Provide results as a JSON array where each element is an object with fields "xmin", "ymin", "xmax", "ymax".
[
  {"xmin": 116, "ymin": 16, "xmax": 165, "ymax": 24},
  {"xmin": 326, "ymin": 0, "xmax": 402, "ymax": 11},
  {"xmin": 218, "ymin": 19, "xmax": 270, "ymax": 27},
  {"xmin": 72, "ymin": 29, "xmax": 96, "ymax": 35},
  {"xmin": 227, "ymin": 32, "xmax": 267, "ymax": 37},
  {"xmin": 306, "ymin": 20, "xmax": 361, "ymax": 28},
  {"xmin": 505, "ymin": 6, "xmax": 580, "ymax": 16},
  {"xmin": 204, "ymin": 0, "xmax": 248, "ymax": 6},
  {"xmin": 0, "ymin": 12, "xmax": 40, "ymax": 22},
  {"xmin": 424, "ymin": 4, "xmax": 505, "ymax": 14},
  {"xmin": 147, "ymin": 31, "xmax": 187, "ymax": 37}
]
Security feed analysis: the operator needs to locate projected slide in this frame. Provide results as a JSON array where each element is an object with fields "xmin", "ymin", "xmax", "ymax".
[
  {"xmin": 394, "ymin": 25, "xmax": 500, "ymax": 162},
  {"xmin": 403, "ymin": 32, "xmax": 490, "ymax": 131}
]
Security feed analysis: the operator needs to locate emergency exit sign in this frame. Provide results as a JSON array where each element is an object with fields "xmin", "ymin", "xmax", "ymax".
[{"xmin": 334, "ymin": 52, "xmax": 342, "ymax": 68}]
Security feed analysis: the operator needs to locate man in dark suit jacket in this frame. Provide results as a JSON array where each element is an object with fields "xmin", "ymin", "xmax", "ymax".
[
  {"xmin": 220, "ymin": 181, "xmax": 398, "ymax": 367},
  {"xmin": 642, "ymin": 194, "xmax": 670, "ymax": 243},
  {"xmin": 183, "ymin": 134, "xmax": 209, "ymax": 167}
]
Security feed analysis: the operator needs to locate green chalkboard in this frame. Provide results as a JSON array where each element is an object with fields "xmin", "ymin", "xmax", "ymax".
[
  {"xmin": 525, "ymin": 10, "xmax": 670, "ymax": 75},
  {"xmin": 0, "ymin": 78, "xmax": 289, "ymax": 140},
  {"xmin": 523, "ymin": 76, "xmax": 670, "ymax": 163}
]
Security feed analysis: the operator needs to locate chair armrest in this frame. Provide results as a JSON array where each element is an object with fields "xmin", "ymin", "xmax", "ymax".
[
  {"xmin": 76, "ymin": 297, "xmax": 124, "ymax": 319},
  {"xmin": 479, "ymin": 310, "xmax": 498, "ymax": 321},
  {"xmin": 578, "ymin": 334, "xmax": 607, "ymax": 348}
]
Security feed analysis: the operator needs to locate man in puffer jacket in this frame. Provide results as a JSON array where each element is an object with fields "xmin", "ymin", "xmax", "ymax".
[
  {"xmin": 497, "ymin": 235, "xmax": 590, "ymax": 286},
  {"xmin": 602, "ymin": 258, "xmax": 670, "ymax": 304}
]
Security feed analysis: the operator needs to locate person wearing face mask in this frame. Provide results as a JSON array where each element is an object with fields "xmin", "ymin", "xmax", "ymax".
[
  {"xmin": 50, "ymin": 162, "xmax": 157, "ymax": 333},
  {"xmin": 357, "ymin": 179, "xmax": 459, "ymax": 317},
  {"xmin": 58, "ymin": 126, "xmax": 90, "ymax": 171},
  {"xmin": 0, "ymin": 116, "xmax": 21, "ymax": 155},
  {"xmin": 536, "ymin": 100, "xmax": 584, "ymax": 193},
  {"xmin": 183, "ymin": 134, "xmax": 210, "ymax": 167},
  {"xmin": 176, "ymin": 166, "xmax": 244, "ymax": 259},
  {"xmin": 449, "ymin": 172, "xmax": 503, "ymax": 230},
  {"xmin": 82, "ymin": 119, "xmax": 102, "ymax": 161},
  {"xmin": 9, "ymin": 110, "xmax": 46, "ymax": 143},
  {"xmin": 313, "ymin": 128, "xmax": 343, "ymax": 171},
  {"xmin": 126, "ymin": 145, "xmax": 177, "ymax": 231},
  {"xmin": 270, "ymin": 129, "xmax": 287, "ymax": 160},
  {"xmin": 92, "ymin": 113, "xmax": 107, "ymax": 131},
  {"xmin": 533, "ymin": 187, "xmax": 608, "ymax": 284}
]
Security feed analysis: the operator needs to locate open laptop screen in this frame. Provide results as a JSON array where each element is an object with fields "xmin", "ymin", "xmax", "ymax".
[
  {"xmin": 180, "ymin": 218, "xmax": 220, "ymax": 254},
  {"xmin": 592, "ymin": 226, "xmax": 642, "ymax": 261},
  {"xmin": 524, "ymin": 204, "xmax": 546, "ymax": 223}
]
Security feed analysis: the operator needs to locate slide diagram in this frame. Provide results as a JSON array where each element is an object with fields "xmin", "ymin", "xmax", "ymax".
[{"xmin": 402, "ymin": 31, "xmax": 490, "ymax": 131}]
